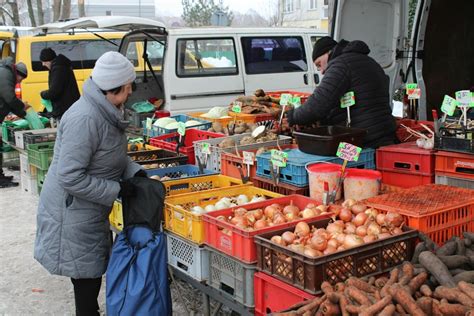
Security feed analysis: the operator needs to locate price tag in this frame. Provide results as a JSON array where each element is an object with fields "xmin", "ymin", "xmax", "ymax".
[
  {"xmin": 146, "ymin": 117, "xmax": 152, "ymax": 130},
  {"xmin": 408, "ymin": 88, "xmax": 421, "ymax": 100},
  {"xmin": 406, "ymin": 83, "xmax": 418, "ymax": 95},
  {"xmin": 201, "ymin": 142, "xmax": 211, "ymax": 155},
  {"xmin": 242, "ymin": 151, "xmax": 255, "ymax": 165},
  {"xmin": 280, "ymin": 93, "xmax": 292, "ymax": 106},
  {"xmin": 455, "ymin": 90, "xmax": 471, "ymax": 107},
  {"xmin": 290, "ymin": 96, "xmax": 302, "ymax": 108},
  {"xmin": 441, "ymin": 95, "xmax": 458, "ymax": 116},
  {"xmin": 270, "ymin": 149, "xmax": 288, "ymax": 168},
  {"xmin": 336, "ymin": 142, "xmax": 362, "ymax": 162},
  {"xmin": 471, "ymin": 92, "xmax": 474, "ymax": 108},
  {"xmin": 232, "ymin": 101, "xmax": 242, "ymax": 113},
  {"xmin": 177, "ymin": 122, "xmax": 186, "ymax": 136},
  {"xmin": 340, "ymin": 91, "xmax": 356, "ymax": 108}
]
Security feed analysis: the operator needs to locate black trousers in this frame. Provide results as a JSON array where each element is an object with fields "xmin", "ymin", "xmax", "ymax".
[{"xmin": 71, "ymin": 277, "xmax": 102, "ymax": 316}]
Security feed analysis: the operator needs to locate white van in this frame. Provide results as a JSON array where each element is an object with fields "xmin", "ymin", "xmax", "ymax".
[
  {"xmin": 331, "ymin": 0, "xmax": 473, "ymax": 120},
  {"xmin": 38, "ymin": 17, "xmax": 327, "ymax": 114}
]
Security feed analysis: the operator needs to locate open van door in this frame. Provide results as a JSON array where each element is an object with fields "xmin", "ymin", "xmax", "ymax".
[
  {"xmin": 0, "ymin": 31, "xmax": 14, "ymax": 59},
  {"xmin": 332, "ymin": 0, "xmax": 410, "ymax": 113}
]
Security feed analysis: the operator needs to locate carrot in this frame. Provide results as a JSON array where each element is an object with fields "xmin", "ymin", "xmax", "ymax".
[
  {"xmin": 458, "ymin": 281, "xmax": 474, "ymax": 300},
  {"xmin": 358, "ymin": 294, "xmax": 392, "ymax": 316},
  {"xmin": 395, "ymin": 304, "xmax": 408, "ymax": 315},
  {"xmin": 420, "ymin": 284, "xmax": 432, "ymax": 297},
  {"xmin": 389, "ymin": 284, "xmax": 427, "ymax": 316},
  {"xmin": 434, "ymin": 286, "xmax": 474, "ymax": 307},
  {"xmin": 432, "ymin": 299, "xmax": 443, "ymax": 316},
  {"xmin": 437, "ymin": 255, "xmax": 469, "ymax": 269},
  {"xmin": 345, "ymin": 304, "xmax": 362, "ymax": 314},
  {"xmin": 368, "ymin": 276, "xmax": 375, "ymax": 286},
  {"xmin": 381, "ymin": 268, "xmax": 399, "ymax": 297},
  {"xmin": 374, "ymin": 290, "xmax": 381, "ymax": 300},
  {"xmin": 453, "ymin": 271, "xmax": 474, "ymax": 284},
  {"xmin": 419, "ymin": 251, "xmax": 457, "ymax": 288},
  {"xmin": 344, "ymin": 286, "xmax": 371, "ymax": 306},
  {"xmin": 337, "ymin": 294, "xmax": 349, "ymax": 316},
  {"xmin": 321, "ymin": 281, "xmax": 334, "ymax": 296},
  {"xmin": 377, "ymin": 304, "xmax": 396, "ymax": 316},
  {"xmin": 374, "ymin": 276, "xmax": 388, "ymax": 289},
  {"xmin": 399, "ymin": 262, "xmax": 415, "ymax": 285},
  {"xmin": 320, "ymin": 300, "xmax": 340, "ymax": 316},
  {"xmin": 334, "ymin": 282, "xmax": 345, "ymax": 293},
  {"xmin": 408, "ymin": 271, "xmax": 429, "ymax": 294},
  {"xmin": 438, "ymin": 302, "xmax": 470, "ymax": 316},
  {"xmin": 346, "ymin": 277, "xmax": 377, "ymax": 293},
  {"xmin": 296, "ymin": 295, "xmax": 327, "ymax": 314},
  {"xmin": 416, "ymin": 297, "xmax": 433, "ymax": 315}
]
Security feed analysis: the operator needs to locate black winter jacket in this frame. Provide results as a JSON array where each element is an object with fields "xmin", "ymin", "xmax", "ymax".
[
  {"xmin": 288, "ymin": 40, "xmax": 396, "ymax": 148},
  {"xmin": 41, "ymin": 54, "xmax": 80, "ymax": 119},
  {"xmin": 0, "ymin": 57, "xmax": 26, "ymax": 123}
]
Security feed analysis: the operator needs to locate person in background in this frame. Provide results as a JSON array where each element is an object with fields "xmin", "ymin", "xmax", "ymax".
[
  {"xmin": 34, "ymin": 52, "xmax": 146, "ymax": 316},
  {"xmin": 39, "ymin": 48, "xmax": 80, "ymax": 121},
  {"xmin": 285, "ymin": 36, "xmax": 396, "ymax": 148},
  {"xmin": 0, "ymin": 58, "xmax": 29, "ymax": 188}
]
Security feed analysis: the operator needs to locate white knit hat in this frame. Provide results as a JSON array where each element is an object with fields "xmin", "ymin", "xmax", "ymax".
[{"xmin": 91, "ymin": 51, "xmax": 136, "ymax": 90}]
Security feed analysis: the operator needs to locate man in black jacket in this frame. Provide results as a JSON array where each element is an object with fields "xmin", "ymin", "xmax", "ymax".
[
  {"xmin": 40, "ymin": 48, "xmax": 80, "ymax": 120},
  {"xmin": 287, "ymin": 37, "xmax": 396, "ymax": 148},
  {"xmin": 0, "ymin": 58, "xmax": 29, "ymax": 187}
]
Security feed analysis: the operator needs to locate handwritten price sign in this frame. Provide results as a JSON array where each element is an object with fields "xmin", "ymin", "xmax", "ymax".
[
  {"xmin": 243, "ymin": 151, "xmax": 255, "ymax": 165},
  {"xmin": 441, "ymin": 95, "xmax": 458, "ymax": 116},
  {"xmin": 201, "ymin": 142, "xmax": 211, "ymax": 155},
  {"xmin": 456, "ymin": 90, "xmax": 472, "ymax": 107},
  {"xmin": 232, "ymin": 101, "xmax": 242, "ymax": 113},
  {"xmin": 408, "ymin": 88, "xmax": 422, "ymax": 100},
  {"xmin": 406, "ymin": 83, "xmax": 418, "ymax": 95},
  {"xmin": 270, "ymin": 149, "xmax": 288, "ymax": 168},
  {"xmin": 340, "ymin": 91, "xmax": 356, "ymax": 108},
  {"xmin": 280, "ymin": 94, "xmax": 292, "ymax": 106},
  {"xmin": 336, "ymin": 142, "xmax": 362, "ymax": 162}
]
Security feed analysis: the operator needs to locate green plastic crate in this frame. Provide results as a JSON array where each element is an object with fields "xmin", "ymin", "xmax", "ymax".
[
  {"xmin": 27, "ymin": 142, "xmax": 54, "ymax": 170},
  {"xmin": 37, "ymin": 168, "xmax": 47, "ymax": 193}
]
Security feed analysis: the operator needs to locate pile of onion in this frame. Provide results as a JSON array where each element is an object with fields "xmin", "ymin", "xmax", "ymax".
[{"xmin": 268, "ymin": 200, "xmax": 405, "ymax": 258}]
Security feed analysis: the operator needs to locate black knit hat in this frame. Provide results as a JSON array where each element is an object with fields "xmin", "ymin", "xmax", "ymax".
[
  {"xmin": 312, "ymin": 36, "xmax": 338, "ymax": 61},
  {"xmin": 40, "ymin": 48, "xmax": 57, "ymax": 62}
]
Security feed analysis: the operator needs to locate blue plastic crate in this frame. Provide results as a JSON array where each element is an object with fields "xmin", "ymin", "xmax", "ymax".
[
  {"xmin": 256, "ymin": 148, "xmax": 375, "ymax": 187},
  {"xmin": 142, "ymin": 115, "xmax": 212, "ymax": 137},
  {"xmin": 146, "ymin": 164, "xmax": 218, "ymax": 180}
]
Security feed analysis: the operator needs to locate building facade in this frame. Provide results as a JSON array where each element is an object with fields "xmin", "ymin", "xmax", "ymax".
[{"xmin": 280, "ymin": 0, "xmax": 329, "ymax": 31}]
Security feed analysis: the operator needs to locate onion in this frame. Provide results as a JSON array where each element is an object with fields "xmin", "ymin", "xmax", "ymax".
[
  {"xmin": 253, "ymin": 209, "xmax": 263, "ymax": 220},
  {"xmin": 338, "ymin": 208, "xmax": 353, "ymax": 222},
  {"xmin": 337, "ymin": 245, "xmax": 346, "ymax": 251},
  {"xmin": 378, "ymin": 233, "xmax": 392, "ymax": 239},
  {"xmin": 245, "ymin": 213, "xmax": 256, "ymax": 225},
  {"xmin": 289, "ymin": 244, "xmax": 305, "ymax": 254},
  {"xmin": 376, "ymin": 213, "xmax": 386, "ymax": 226},
  {"xmin": 391, "ymin": 227, "xmax": 403, "ymax": 235},
  {"xmin": 234, "ymin": 207, "xmax": 248, "ymax": 217},
  {"xmin": 344, "ymin": 222, "xmax": 357, "ymax": 234},
  {"xmin": 367, "ymin": 222, "xmax": 382, "ymax": 236},
  {"xmin": 301, "ymin": 207, "xmax": 317, "ymax": 219},
  {"xmin": 304, "ymin": 248, "xmax": 321, "ymax": 257},
  {"xmin": 353, "ymin": 212, "xmax": 368, "ymax": 227},
  {"xmin": 284, "ymin": 212, "xmax": 297, "ymax": 222},
  {"xmin": 342, "ymin": 199, "xmax": 356, "ymax": 209},
  {"xmin": 355, "ymin": 225, "xmax": 367, "ymax": 237},
  {"xmin": 335, "ymin": 233, "xmax": 346, "ymax": 245},
  {"xmin": 306, "ymin": 203, "xmax": 317, "ymax": 209},
  {"xmin": 282, "ymin": 231, "xmax": 296, "ymax": 244},
  {"xmin": 271, "ymin": 203, "xmax": 283, "ymax": 213},
  {"xmin": 381, "ymin": 227, "xmax": 388, "ymax": 233},
  {"xmin": 310, "ymin": 235, "xmax": 328, "ymax": 251},
  {"xmin": 283, "ymin": 203, "xmax": 300, "ymax": 217},
  {"xmin": 351, "ymin": 203, "xmax": 367, "ymax": 214},
  {"xmin": 315, "ymin": 228, "xmax": 330, "ymax": 240},
  {"xmin": 232, "ymin": 216, "xmax": 249, "ymax": 228},
  {"xmin": 272, "ymin": 213, "xmax": 286, "ymax": 224},
  {"xmin": 365, "ymin": 208, "xmax": 379, "ymax": 219},
  {"xmin": 271, "ymin": 235, "xmax": 286, "ymax": 246},
  {"xmin": 363, "ymin": 235, "xmax": 377, "ymax": 243},
  {"xmin": 254, "ymin": 219, "xmax": 268, "ymax": 229},
  {"xmin": 385, "ymin": 212, "xmax": 404, "ymax": 227},
  {"xmin": 294, "ymin": 222, "xmax": 311, "ymax": 237},
  {"xmin": 323, "ymin": 246, "xmax": 337, "ymax": 255},
  {"xmin": 327, "ymin": 238, "xmax": 339, "ymax": 249},
  {"xmin": 327, "ymin": 222, "xmax": 344, "ymax": 235},
  {"xmin": 343, "ymin": 234, "xmax": 364, "ymax": 249},
  {"xmin": 264, "ymin": 205, "xmax": 278, "ymax": 219},
  {"xmin": 316, "ymin": 205, "xmax": 328, "ymax": 214}
]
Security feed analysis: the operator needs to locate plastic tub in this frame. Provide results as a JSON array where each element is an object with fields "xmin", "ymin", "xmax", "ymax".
[
  {"xmin": 343, "ymin": 169, "xmax": 381, "ymax": 201},
  {"xmin": 306, "ymin": 163, "xmax": 342, "ymax": 202}
]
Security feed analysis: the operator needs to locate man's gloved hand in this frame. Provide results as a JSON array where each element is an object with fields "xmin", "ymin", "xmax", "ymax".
[
  {"xmin": 119, "ymin": 181, "xmax": 136, "ymax": 198},
  {"xmin": 134, "ymin": 169, "xmax": 148, "ymax": 178}
]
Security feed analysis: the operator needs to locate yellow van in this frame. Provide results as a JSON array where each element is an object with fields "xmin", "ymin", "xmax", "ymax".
[{"xmin": 0, "ymin": 28, "xmax": 141, "ymax": 111}]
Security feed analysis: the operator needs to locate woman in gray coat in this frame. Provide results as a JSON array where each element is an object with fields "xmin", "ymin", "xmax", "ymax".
[{"xmin": 34, "ymin": 51, "xmax": 144, "ymax": 315}]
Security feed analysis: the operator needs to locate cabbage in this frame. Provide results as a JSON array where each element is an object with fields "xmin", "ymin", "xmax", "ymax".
[
  {"xmin": 185, "ymin": 120, "xmax": 202, "ymax": 127},
  {"xmin": 201, "ymin": 107, "xmax": 228, "ymax": 119},
  {"xmin": 154, "ymin": 117, "xmax": 176, "ymax": 128}
]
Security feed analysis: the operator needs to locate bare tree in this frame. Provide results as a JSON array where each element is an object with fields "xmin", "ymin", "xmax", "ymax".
[
  {"xmin": 53, "ymin": 0, "xmax": 61, "ymax": 21},
  {"xmin": 61, "ymin": 0, "xmax": 71, "ymax": 20},
  {"xmin": 37, "ymin": 0, "xmax": 45, "ymax": 25},
  {"xmin": 8, "ymin": 1, "xmax": 21, "ymax": 26},
  {"xmin": 26, "ymin": 0, "xmax": 37, "ymax": 26},
  {"xmin": 78, "ymin": 0, "xmax": 86, "ymax": 17}
]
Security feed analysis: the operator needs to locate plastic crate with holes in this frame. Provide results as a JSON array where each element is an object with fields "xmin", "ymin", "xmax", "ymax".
[
  {"xmin": 166, "ymin": 231, "xmax": 209, "ymax": 282},
  {"xmin": 150, "ymin": 129, "xmax": 224, "ymax": 165},
  {"xmin": 220, "ymin": 144, "xmax": 296, "ymax": 181},
  {"xmin": 127, "ymin": 148, "xmax": 188, "ymax": 168},
  {"xmin": 435, "ymin": 150, "xmax": 474, "ymax": 182},
  {"xmin": 256, "ymin": 148, "xmax": 375, "ymax": 187},
  {"xmin": 142, "ymin": 114, "xmax": 212, "ymax": 137},
  {"xmin": 188, "ymin": 112, "xmax": 233, "ymax": 128},
  {"xmin": 194, "ymin": 133, "xmax": 293, "ymax": 173},
  {"xmin": 365, "ymin": 184, "xmax": 474, "ymax": 245},
  {"xmin": 206, "ymin": 246, "xmax": 256, "ymax": 308},
  {"xmin": 254, "ymin": 272, "xmax": 315, "ymax": 316},
  {"xmin": 228, "ymin": 111, "xmax": 275, "ymax": 125},
  {"xmin": 251, "ymin": 175, "xmax": 309, "ymax": 196},
  {"xmin": 266, "ymin": 90, "xmax": 311, "ymax": 104},
  {"xmin": 435, "ymin": 126, "xmax": 474, "ymax": 154},
  {"xmin": 27, "ymin": 142, "xmax": 55, "ymax": 170},
  {"xmin": 164, "ymin": 186, "xmax": 282, "ymax": 244},
  {"xmin": 254, "ymin": 217, "xmax": 418, "ymax": 295},
  {"xmin": 36, "ymin": 168, "xmax": 47, "ymax": 193}
]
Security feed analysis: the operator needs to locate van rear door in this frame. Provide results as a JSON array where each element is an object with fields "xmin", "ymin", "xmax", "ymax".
[
  {"xmin": 332, "ymin": 0, "xmax": 409, "ymax": 108},
  {"xmin": 0, "ymin": 31, "xmax": 14, "ymax": 59}
]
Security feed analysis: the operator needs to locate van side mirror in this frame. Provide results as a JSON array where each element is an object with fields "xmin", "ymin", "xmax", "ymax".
[{"xmin": 314, "ymin": 74, "xmax": 320, "ymax": 84}]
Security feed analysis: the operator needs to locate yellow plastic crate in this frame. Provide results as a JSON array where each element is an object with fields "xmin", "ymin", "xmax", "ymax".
[
  {"xmin": 164, "ymin": 174, "xmax": 249, "ymax": 196},
  {"xmin": 127, "ymin": 143, "xmax": 159, "ymax": 151},
  {"xmin": 188, "ymin": 112, "xmax": 233, "ymax": 128},
  {"xmin": 109, "ymin": 200, "xmax": 123, "ymax": 231},
  {"xmin": 164, "ymin": 186, "xmax": 283, "ymax": 244}
]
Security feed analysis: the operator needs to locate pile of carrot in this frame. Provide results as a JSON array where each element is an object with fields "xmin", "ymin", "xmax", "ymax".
[{"xmin": 273, "ymin": 232, "xmax": 474, "ymax": 316}]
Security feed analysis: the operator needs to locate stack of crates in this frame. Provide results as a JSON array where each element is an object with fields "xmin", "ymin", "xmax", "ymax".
[
  {"xmin": 27, "ymin": 141, "xmax": 55, "ymax": 193},
  {"xmin": 435, "ymin": 151, "xmax": 474, "ymax": 189},
  {"xmin": 19, "ymin": 153, "xmax": 38, "ymax": 195}
]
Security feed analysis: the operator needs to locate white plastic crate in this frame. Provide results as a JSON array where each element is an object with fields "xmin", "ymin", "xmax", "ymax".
[
  {"xmin": 14, "ymin": 130, "xmax": 29, "ymax": 149},
  {"xmin": 166, "ymin": 232, "xmax": 209, "ymax": 282},
  {"xmin": 19, "ymin": 153, "xmax": 37, "ymax": 177},
  {"xmin": 206, "ymin": 246, "xmax": 256, "ymax": 308},
  {"xmin": 20, "ymin": 172, "xmax": 38, "ymax": 195},
  {"xmin": 194, "ymin": 133, "xmax": 292, "ymax": 172},
  {"xmin": 435, "ymin": 174, "xmax": 474, "ymax": 190}
]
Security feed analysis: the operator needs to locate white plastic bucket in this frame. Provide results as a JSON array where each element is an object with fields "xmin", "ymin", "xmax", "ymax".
[
  {"xmin": 343, "ymin": 168, "xmax": 382, "ymax": 201},
  {"xmin": 306, "ymin": 162, "xmax": 342, "ymax": 202}
]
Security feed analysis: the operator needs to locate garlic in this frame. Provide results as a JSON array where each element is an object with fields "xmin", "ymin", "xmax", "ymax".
[
  {"xmin": 250, "ymin": 195, "xmax": 266, "ymax": 203},
  {"xmin": 236, "ymin": 194, "xmax": 249, "ymax": 205},
  {"xmin": 215, "ymin": 201, "xmax": 229, "ymax": 210},
  {"xmin": 191, "ymin": 206, "xmax": 205, "ymax": 215},
  {"xmin": 205, "ymin": 204, "xmax": 216, "ymax": 213}
]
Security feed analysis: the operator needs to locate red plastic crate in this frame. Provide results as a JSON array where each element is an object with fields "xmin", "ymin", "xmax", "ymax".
[
  {"xmin": 366, "ymin": 184, "xmax": 474, "ymax": 245},
  {"xmin": 220, "ymin": 144, "xmax": 296, "ymax": 181},
  {"xmin": 379, "ymin": 170, "xmax": 435, "ymax": 188},
  {"xmin": 395, "ymin": 119, "xmax": 435, "ymax": 143},
  {"xmin": 252, "ymin": 175, "xmax": 310, "ymax": 196},
  {"xmin": 150, "ymin": 129, "xmax": 224, "ymax": 164},
  {"xmin": 377, "ymin": 142, "xmax": 436, "ymax": 175},
  {"xmin": 202, "ymin": 195, "xmax": 332, "ymax": 264},
  {"xmin": 435, "ymin": 150, "xmax": 474, "ymax": 181},
  {"xmin": 267, "ymin": 90, "xmax": 311, "ymax": 104},
  {"xmin": 254, "ymin": 272, "xmax": 315, "ymax": 316}
]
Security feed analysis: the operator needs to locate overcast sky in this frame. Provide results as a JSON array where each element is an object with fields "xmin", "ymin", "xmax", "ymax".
[{"xmin": 155, "ymin": 0, "xmax": 277, "ymax": 17}]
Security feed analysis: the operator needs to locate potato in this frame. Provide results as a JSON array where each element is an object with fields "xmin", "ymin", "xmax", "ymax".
[
  {"xmin": 212, "ymin": 122, "xmax": 223, "ymax": 133},
  {"xmin": 234, "ymin": 127, "xmax": 246, "ymax": 134},
  {"xmin": 219, "ymin": 138, "xmax": 236, "ymax": 148},
  {"xmin": 239, "ymin": 136, "xmax": 255, "ymax": 145}
]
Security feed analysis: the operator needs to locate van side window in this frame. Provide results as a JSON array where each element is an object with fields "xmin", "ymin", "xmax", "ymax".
[
  {"xmin": 176, "ymin": 38, "xmax": 238, "ymax": 77},
  {"xmin": 241, "ymin": 36, "xmax": 308, "ymax": 74}
]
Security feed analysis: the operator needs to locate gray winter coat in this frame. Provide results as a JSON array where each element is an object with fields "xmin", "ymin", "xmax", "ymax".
[{"xmin": 34, "ymin": 78, "xmax": 141, "ymax": 279}]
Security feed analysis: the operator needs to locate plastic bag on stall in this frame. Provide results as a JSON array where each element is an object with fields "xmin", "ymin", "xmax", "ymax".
[
  {"xmin": 25, "ymin": 108, "xmax": 45, "ymax": 130},
  {"xmin": 131, "ymin": 101, "xmax": 155, "ymax": 113},
  {"xmin": 40, "ymin": 98, "xmax": 53, "ymax": 112}
]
